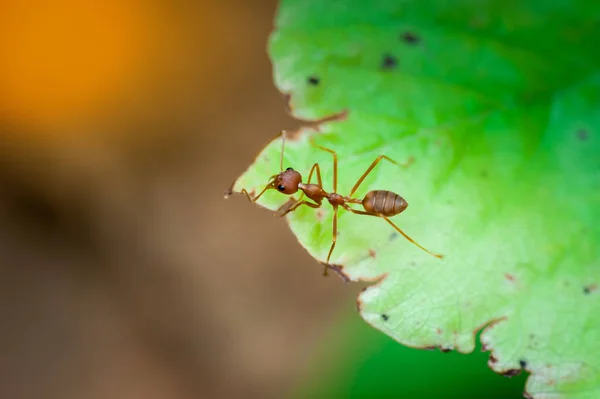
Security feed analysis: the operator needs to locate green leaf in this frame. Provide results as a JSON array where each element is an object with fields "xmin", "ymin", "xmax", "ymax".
[{"xmin": 228, "ymin": 1, "xmax": 600, "ymax": 397}]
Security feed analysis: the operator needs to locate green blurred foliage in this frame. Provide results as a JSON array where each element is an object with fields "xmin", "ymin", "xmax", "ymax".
[{"xmin": 294, "ymin": 309, "xmax": 526, "ymax": 399}]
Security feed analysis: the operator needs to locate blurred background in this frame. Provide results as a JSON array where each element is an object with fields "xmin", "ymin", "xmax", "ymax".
[{"xmin": 0, "ymin": 1, "xmax": 526, "ymax": 398}]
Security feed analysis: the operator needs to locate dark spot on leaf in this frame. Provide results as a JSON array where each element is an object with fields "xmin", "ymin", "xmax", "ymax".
[
  {"xmin": 400, "ymin": 31, "xmax": 420, "ymax": 45},
  {"xmin": 436, "ymin": 328, "xmax": 442, "ymax": 334},
  {"xmin": 440, "ymin": 347, "xmax": 452, "ymax": 353},
  {"xmin": 502, "ymin": 369, "xmax": 522, "ymax": 378},
  {"xmin": 307, "ymin": 75, "xmax": 320, "ymax": 85},
  {"xmin": 583, "ymin": 284, "xmax": 597, "ymax": 294},
  {"xmin": 368, "ymin": 249, "xmax": 376, "ymax": 258},
  {"xmin": 389, "ymin": 232, "xmax": 398, "ymax": 240},
  {"xmin": 380, "ymin": 54, "xmax": 398, "ymax": 70},
  {"xmin": 519, "ymin": 359, "xmax": 527, "ymax": 369},
  {"xmin": 504, "ymin": 273, "xmax": 516, "ymax": 282},
  {"xmin": 316, "ymin": 210, "xmax": 324, "ymax": 220},
  {"xmin": 381, "ymin": 314, "xmax": 389, "ymax": 321},
  {"xmin": 577, "ymin": 129, "xmax": 589, "ymax": 141},
  {"xmin": 489, "ymin": 355, "xmax": 498, "ymax": 364}
]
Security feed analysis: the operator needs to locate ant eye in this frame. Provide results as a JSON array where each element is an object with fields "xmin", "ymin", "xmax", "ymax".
[
  {"xmin": 278, "ymin": 185, "xmax": 286, "ymax": 192},
  {"xmin": 286, "ymin": 167, "xmax": 293, "ymax": 171}
]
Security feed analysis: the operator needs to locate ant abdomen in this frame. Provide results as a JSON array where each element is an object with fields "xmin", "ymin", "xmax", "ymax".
[{"xmin": 363, "ymin": 190, "xmax": 408, "ymax": 217}]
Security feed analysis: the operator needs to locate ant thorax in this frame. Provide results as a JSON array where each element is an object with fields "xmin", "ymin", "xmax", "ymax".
[{"xmin": 299, "ymin": 183, "xmax": 327, "ymax": 203}]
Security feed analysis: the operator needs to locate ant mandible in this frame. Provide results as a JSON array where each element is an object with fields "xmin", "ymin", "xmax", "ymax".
[{"xmin": 231, "ymin": 131, "xmax": 443, "ymax": 276}]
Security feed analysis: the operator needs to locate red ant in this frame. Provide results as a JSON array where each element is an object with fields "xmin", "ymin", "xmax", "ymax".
[{"xmin": 228, "ymin": 131, "xmax": 443, "ymax": 276}]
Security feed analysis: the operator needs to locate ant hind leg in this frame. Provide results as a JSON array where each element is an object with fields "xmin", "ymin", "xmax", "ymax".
[{"xmin": 343, "ymin": 206, "xmax": 443, "ymax": 259}]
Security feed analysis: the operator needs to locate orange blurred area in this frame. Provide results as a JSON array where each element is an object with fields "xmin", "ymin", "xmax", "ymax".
[
  {"xmin": 0, "ymin": 0, "xmax": 160, "ymax": 130},
  {"xmin": 0, "ymin": 2, "xmax": 357, "ymax": 399},
  {"xmin": 0, "ymin": 0, "xmax": 250, "ymax": 136}
]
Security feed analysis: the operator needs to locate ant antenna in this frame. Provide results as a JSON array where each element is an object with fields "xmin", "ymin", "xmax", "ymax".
[
  {"xmin": 253, "ymin": 131, "xmax": 290, "ymax": 202},
  {"xmin": 279, "ymin": 130, "xmax": 287, "ymax": 171}
]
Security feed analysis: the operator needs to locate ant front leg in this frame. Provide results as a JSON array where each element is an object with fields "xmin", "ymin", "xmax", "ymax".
[
  {"xmin": 240, "ymin": 189, "xmax": 255, "ymax": 203},
  {"xmin": 237, "ymin": 181, "xmax": 274, "ymax": 203},
  {"xmin": 275, "ymin": 197, "xmax": 298, "ymax": 215},
  {"xmin": 278, "ymin": 200, "xmax": 321, "ymax": 217}
]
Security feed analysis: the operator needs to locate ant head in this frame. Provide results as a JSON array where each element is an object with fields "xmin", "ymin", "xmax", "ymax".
[{"xmin": 272, "ymin": 167, "xmax": 301, "ymax": 195}]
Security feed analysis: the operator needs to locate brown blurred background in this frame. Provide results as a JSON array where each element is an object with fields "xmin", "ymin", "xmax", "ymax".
[{"xmin": 0, "ymin": 1, "xmax": 359, "ymax": 398}]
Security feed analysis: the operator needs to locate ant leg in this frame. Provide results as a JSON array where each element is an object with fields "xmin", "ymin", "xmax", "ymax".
[
  {"xmin": 240, "ymin": 189, "xmax": 256, "ymax": 203},
  {"xmin": 240, "ymin": 182, "xmax": 273, "ymax": 203},
  {"xmin": 342, "ymin": 206, "xmax": 443, "ymax": 259},
  {"xmin": 309, "ymin": 139, "xmax": 338, "ymax": 192},
  {"xmin": 275, "ymin": 198, "xmax": 298, "ymax": 215},
  {"xmin": 322, "ymin": 206, "xmax": 339, "ymax": 276},
  {"xmin": 305, "ymin": 162, "xmax": 324, "ymax": 188},
  {"xmin": 294, "ymin": 163, "xmax": 324, "ymax": 204},
  {"xmin": 349, "ymin": 155, "xmax": 414, "ymax": 198},
  {"xmin": 279, "ymin": 200, "xmax": 321, "ymax": 217}
]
